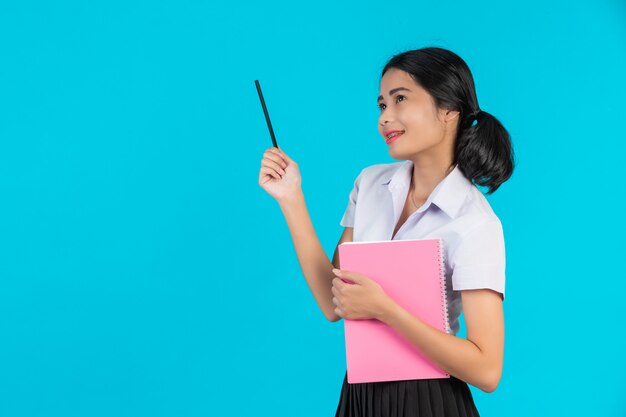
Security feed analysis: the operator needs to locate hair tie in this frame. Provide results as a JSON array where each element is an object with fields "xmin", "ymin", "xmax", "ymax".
[
  {"xmin": 468, "ymin": 109, "xmax": 484, "ymax": 126},
  {"xmin": 470, "ymin": 109, "xmax": 483, "ymax": 120}
]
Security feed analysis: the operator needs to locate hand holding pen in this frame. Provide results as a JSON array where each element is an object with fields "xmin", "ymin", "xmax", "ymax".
[{"xmin": 255, "ymin": 80, "xmax": 303, "ymax": 205}]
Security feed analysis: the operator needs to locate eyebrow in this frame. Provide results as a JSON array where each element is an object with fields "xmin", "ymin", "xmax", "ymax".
[{"xmin": 377, "ymin": 87, "xmax": 412, "ymax": 102}]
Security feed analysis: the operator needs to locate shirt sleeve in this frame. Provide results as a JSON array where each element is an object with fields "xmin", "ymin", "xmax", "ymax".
[
  {"xmin": 449, "ymin": 219, "xmax": 506, "ymax": 301},
  {"xmin": 339, "ymin": 168, "xmax": 365, "ymax": 228}
]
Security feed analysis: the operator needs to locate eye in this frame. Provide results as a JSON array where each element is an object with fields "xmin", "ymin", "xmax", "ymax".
[{"xmin": 378, "ymin": 95, "xmax": 406, "ymax": 111}]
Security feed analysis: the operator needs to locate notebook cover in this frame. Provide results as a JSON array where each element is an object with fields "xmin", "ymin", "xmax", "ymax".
[{"xmin": 337, "ymin": 238, "xmax": 451, "ymax": 383}]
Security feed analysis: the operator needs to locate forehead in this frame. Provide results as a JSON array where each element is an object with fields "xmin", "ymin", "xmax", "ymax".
[{"xmin": 379, "ymin": 68, "xmax": 425, "ymax": 96}]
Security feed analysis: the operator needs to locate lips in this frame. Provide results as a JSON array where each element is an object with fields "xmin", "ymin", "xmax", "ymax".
[{"xmin": 385, "ymin": 131, "xmax": 404, "ymax": 144}]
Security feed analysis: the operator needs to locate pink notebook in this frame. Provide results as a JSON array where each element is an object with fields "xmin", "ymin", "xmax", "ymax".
[{"xmin": 337, "ymin": 238, "xmax": 451, "ymax": 383}]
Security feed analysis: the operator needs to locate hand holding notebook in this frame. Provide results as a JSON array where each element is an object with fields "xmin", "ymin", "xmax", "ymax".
[{"xmin": 331, "ymin": 267, "xmax": 397, "ymax": 321}]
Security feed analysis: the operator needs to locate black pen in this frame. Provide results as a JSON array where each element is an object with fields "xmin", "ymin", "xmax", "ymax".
[{"xmin": 254, "ymin": 79, "xmax": 279, "ymax": 148}]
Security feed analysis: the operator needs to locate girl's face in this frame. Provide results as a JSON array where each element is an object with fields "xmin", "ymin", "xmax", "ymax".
[{"xmin": 377, "ymin": 68, "xmax": 458, "ymax": 159}]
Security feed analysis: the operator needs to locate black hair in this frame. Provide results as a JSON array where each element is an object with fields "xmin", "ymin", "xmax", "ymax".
[{"xmin": 381, "ymin": 47, "xmax": 515, "ymax": 194}]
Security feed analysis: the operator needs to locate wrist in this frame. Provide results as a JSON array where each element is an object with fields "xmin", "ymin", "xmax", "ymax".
[
  {"xmin": 377, "ymin": 297, "xmax": 403, "ymax": 325},
  {"xmin": 278, "ymin": 190, "xmax": 305, "ymax": 211}
]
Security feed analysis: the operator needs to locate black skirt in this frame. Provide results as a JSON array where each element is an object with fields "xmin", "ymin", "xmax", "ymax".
[{"xmin": 334, "ymin": 370, "xmax": 480, "ymax": 417}]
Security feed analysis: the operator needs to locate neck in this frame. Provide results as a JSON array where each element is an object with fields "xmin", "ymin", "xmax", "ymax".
[{"xmin": 408, "ymin": 158, "xmax": 455, "ymax": 200}]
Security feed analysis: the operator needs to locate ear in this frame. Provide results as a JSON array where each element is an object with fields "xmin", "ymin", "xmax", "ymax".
[
  {"xmin": 444, "ymin": 109, "xmax": 460, "ymax": 123},
  {"xmin": 436, "ymin": 107, "xmax": 459, "ymax": 124}
]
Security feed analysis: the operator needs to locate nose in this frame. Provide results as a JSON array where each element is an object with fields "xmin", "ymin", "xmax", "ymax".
[
  {"xmin": 378, "ymin": 105, "xmax": 394, "ymax": 125},
  {"xmin": 379, "ymin": 114, "xmax": 392, "ymax": 128}
]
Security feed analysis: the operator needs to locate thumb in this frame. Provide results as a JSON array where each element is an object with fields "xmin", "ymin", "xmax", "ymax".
[
  {"xmin": 339, "ymin": 270, "xmax": 365, "ymax": 285},
  {"xmin": 347, "ymin": 272, "xmax": 366, "ymax": 284}
]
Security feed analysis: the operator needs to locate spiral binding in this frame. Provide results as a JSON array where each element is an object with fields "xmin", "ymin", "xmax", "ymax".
[
  {"xmin": 437, "ymin": 239, "xmax": 451, "ymax": 335},
  {"xmin": 437, "ymin": 239, "xmax": 451, "ymax": 377}
]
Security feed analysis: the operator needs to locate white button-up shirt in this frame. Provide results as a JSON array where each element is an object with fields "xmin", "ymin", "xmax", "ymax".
[{"xmin": 340, "ymin": 160, "xmax": 506, "ymax": 336}]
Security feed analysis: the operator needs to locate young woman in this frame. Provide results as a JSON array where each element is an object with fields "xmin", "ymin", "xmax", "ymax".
[{"xmin": 258, "ymin": 46, "xmax": 514, "ymax": 417}]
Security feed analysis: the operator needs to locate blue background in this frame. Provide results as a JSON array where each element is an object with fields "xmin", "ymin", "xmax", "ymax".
[{"xmin": 1, "ymin": 1, "xmax": 625, "ymax": 416}]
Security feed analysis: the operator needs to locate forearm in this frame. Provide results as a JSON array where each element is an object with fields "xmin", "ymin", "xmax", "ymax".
[
  {"xmin": 379, "ymin": 302, "xmax": 497, "ymax": 392},
  {"xmin": 279, "ymin": 192, "xmax": 336, "ymax": 321}
]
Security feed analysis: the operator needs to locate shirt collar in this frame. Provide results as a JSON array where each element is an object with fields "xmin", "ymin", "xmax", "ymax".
[{"xmin": 380, "ymin": 160, "xmax": 472, "ymax": 219}]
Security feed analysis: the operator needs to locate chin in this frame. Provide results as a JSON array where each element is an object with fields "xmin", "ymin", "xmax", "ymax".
[
  {"xmin": 387, "ymin": 150, "xmax": 408, "ymax": 161},
  {"xmin": 387, "ymin": 144, "xmax": 412, "ymax": 158}
]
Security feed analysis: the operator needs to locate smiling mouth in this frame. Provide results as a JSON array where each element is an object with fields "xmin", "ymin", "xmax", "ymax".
[{"xmin": 385, "ymin": 131, "xmax": 404, "ymax": 144}]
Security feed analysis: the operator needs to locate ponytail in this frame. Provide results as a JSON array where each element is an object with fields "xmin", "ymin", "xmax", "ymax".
[{"xmin": 455, "ymin": 109, "xmax": 515, "ymax": 194}]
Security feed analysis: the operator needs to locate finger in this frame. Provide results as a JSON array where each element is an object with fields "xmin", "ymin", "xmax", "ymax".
[
  {"xmin": 267, "ymin": 147, "xmax": 287, "ymax": 163},
  {"xmin": 334, "ymin": 307, "xmax": 344, "ymax": 317},
  {"xmin": 261, "ymin": 158, "xmax": 286, "ymax": 176},
  {"xmin": 271, "ymin": 147, "xmax": 294, "ymax": 164},
  {"xmin": 264, "ymin": 149, "xmax": 288, "ymax": 169},
  {"xmin": 262, "ymin": 158, "xmax": 286, "ymax": 175},
  {"xmin": 332, "ymin": 296, "xmax": 343, "ymax": 308},
  {"xmin": 344, "ymin": 273, "xmax": 361, "ymax": 284},
  {"xmin": 260, "ymin": 166, "xmax": 282, "ymax": 181},
  {"xmin": 263, "ymin": 151, "xmax": 288, "ymax": 168}
]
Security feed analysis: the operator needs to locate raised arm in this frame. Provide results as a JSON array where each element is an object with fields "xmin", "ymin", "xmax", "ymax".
[
  {"xmin": 258, "ymin": 146, "xmax": 349, "ymax": 322},
  {"xmin": 280, "ymin": 196, "xmax": 352, "ymax": 322}
]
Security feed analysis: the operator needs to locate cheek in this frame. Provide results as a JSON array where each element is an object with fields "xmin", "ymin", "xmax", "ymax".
[
  {"xmin": 399, "ymin": 106, "xmax": 429, "ymax": 127},
  {"xmin": 402, "ymin": 113, "xmax": 442, "ymax": 143}
]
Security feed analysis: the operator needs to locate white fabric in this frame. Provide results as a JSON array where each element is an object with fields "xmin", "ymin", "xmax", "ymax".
[{"xmin": 339, "ymin": 160, "xmax": 506, "ymax": 336}]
